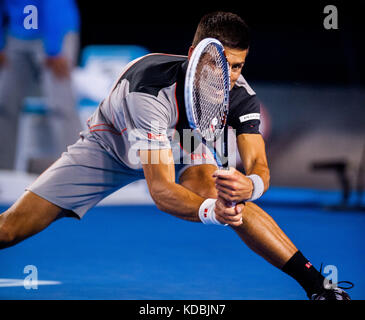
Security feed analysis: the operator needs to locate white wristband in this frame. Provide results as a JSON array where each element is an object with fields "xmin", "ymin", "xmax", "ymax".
[
  {"xmin": 246, "ymin": 174, "xmax": 264, "ymax": 201},
  {"xmin": 198, "ymin": 198, "xmax": 227, "ymax": 226}
]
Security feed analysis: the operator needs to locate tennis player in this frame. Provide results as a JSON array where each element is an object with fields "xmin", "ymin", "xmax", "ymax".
[{"xmin": 0, "ymin": 11, "xmax": 352, "ymax": 300}]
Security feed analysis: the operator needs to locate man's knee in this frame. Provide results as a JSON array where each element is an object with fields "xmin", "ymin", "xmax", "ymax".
[{"xmin": 179, "ymin": 164, "xmax": 218, "ymax": 199}]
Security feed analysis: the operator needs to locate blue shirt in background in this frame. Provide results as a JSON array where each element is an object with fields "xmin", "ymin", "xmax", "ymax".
[{"xmin": 0, "ymin": 0, "xmax": 80, "ymax": 56}]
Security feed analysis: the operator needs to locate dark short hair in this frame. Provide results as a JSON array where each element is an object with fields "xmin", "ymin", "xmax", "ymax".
[{"xmin": 192, "ymin": 11, "xmax": 250, "ymax": 50}]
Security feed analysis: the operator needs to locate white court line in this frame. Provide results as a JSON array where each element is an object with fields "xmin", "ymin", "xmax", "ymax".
[{"xmin": 0, "ymin": 278, "xmax": 61, "ymax": 287}]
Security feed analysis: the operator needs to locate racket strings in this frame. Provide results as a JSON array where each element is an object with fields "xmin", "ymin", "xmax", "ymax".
[{"xmin": 192, "ymin": 44, "xmax": 229, "ymax": 141}]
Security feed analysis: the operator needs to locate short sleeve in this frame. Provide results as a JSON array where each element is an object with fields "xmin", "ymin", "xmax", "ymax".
[
  {"xmin": 125, "ymin": 92, "xmax": 172, "ymax": 150},
  {"xmin": 228, "ymin": 93, "xmax": 261, "ymax": 136}
]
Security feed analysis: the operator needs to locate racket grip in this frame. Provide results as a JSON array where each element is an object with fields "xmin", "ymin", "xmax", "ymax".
[
  {"xmin": 228, "ymin": 201, "xmax": 236, "ymax": 208},
  {"xmin": 218, "ymin": 166, "xmax": 235, "ymax": 208}
]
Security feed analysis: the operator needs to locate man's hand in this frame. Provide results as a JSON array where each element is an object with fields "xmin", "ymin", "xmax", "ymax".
[
  {"xmin": 45, "ymin": 55, "xmax": 70, "ymax": 79},
  {"xmin": 214, "ymin": 197, "xmax": 244, "ymax": 227},
  {"xmin": 213, "ymin": 167, "xmax": 253, "ymax": 204}
]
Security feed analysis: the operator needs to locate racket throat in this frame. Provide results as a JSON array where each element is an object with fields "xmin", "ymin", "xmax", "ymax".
[{"xmin": 221, "ymin": 125, "xmax": 230, "ymax": 169}]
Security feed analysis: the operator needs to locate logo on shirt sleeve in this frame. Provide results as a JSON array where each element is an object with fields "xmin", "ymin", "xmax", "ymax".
[{"xmin": 239, "ymin": 113, "xmax": 261, "ymax": 123}]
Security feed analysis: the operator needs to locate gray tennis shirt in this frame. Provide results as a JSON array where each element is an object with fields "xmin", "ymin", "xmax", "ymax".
[{"xmin": 86, "ymin": 53, "xmax": 261, "ymax": 171}]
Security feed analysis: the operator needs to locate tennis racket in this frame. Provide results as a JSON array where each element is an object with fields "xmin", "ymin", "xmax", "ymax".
[
  {"xmin": 184, "ymin": 37, "xmax": 231, "ymax": 170},
  {"xmin": 185, "ymin": 38, "xmax": 236, "ymax": 207}
]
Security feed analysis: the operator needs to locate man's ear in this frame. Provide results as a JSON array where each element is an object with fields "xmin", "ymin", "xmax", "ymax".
[{"xmin": 188, "ymin": 46, "xmax": 195, "ymax": 59}]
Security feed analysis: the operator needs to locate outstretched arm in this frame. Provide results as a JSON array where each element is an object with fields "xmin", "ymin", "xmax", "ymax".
[
  {"xmin": 141, "ymin": 149, "xmax": 203, "ymax": 222},
  {"xmin": 141, "ymin": 148, "xmax": 243, "ymax": 226}
]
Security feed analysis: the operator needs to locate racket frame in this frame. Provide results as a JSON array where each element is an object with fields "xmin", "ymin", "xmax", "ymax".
[{"xmin": 184, "ymin": 38, "xmax": 231, "ymax": 169}]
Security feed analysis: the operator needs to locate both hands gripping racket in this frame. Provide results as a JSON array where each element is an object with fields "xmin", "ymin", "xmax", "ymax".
[{"xmin": 184, "ymin": 38, "xmax": 236, "ymax": 207}]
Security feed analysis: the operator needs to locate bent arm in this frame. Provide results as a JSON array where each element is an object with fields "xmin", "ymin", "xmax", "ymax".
[
  {"xmin": 214, "ymin": 133, "xmax": 270, "ymax": 204},
  {"xmin": 141, "ymin": 149, "xmax": 204, "ymax": 222},
  {"xmin": 237, "ymin": 133, "xmax": 270, "ymax": 192}
]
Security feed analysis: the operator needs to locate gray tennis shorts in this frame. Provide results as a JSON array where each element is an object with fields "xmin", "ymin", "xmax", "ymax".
[{"xmin": 27, "ymin": 132, "xmax": 217, "ymax": 219}]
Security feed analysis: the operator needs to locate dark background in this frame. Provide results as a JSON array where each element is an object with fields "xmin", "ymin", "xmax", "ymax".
[
  {"xmin": 76, "ymin": 0, "xmax": 365, "ymax": 86},
  {"xmin": 74, "ymin": 1, "xmax": 365, "ymax": 191}
]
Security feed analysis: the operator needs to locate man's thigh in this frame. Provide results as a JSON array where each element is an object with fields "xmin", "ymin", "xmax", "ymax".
[
  {"xmin": 178, "ymin": 164, "xmax": 218, "ymax": 198},
  {"xmin": 0, "ymin": 190, "xmax": 72, "ymax": 247},
  {"xmin": 27, "ymin": 132, "xmax": 144, "ymax": 219}
]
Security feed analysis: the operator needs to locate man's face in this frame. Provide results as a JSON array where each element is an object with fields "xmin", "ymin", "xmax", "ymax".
[
  {"xmin": 224, "ymin": 47, "xmax": 248, "ymax": 90},
  {"xmin": 188, "ymin": 46, "xmax": 248, "ymax": 90}
]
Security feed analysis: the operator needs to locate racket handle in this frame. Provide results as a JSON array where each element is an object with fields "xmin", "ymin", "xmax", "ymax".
[
  {"xmin": 218, "ymin": 165, "xmax": 235, "ymax": 207},
  {"xmin": 228, "ymin": 201, "xmax": 236, "ymax": 208}
]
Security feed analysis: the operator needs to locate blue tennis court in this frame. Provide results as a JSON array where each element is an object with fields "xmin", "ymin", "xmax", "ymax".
[{"xmin": 1, "ymin": 187, "xmax": 364, "ymax": 300}]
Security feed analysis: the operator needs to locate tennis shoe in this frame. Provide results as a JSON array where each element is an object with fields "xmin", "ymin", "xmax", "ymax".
[
  {"xmin": 310, "ymin": 283, "xmax": 353, "ymax": 300},
  {"xmin": 310, "ymin": 263, "xmax": 354, "ymax": 300}
]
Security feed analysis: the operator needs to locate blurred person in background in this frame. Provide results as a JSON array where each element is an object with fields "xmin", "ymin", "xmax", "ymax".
[{"xmin": 0, "ymin": 0, "xmax": 82, "ymax": 170}]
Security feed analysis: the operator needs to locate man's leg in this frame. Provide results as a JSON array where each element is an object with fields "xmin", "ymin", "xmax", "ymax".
[
  {"xmin": 0, "ymin": 132, "xmax": 145, "ymax": 250},
  {"xmin": 179, "ymin": 164, "xmax": 297, "ymax": 267},
  {"xmin": 231, "ymin": 203, "xmax": 297, "ymax": 268},
  {"xmin": 179, "ymin": 164, "xmax": 326, "ymax": 298},
  {"xmin": 0, "ymin": 191, "xmax": 76, "ymax": 249}
]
